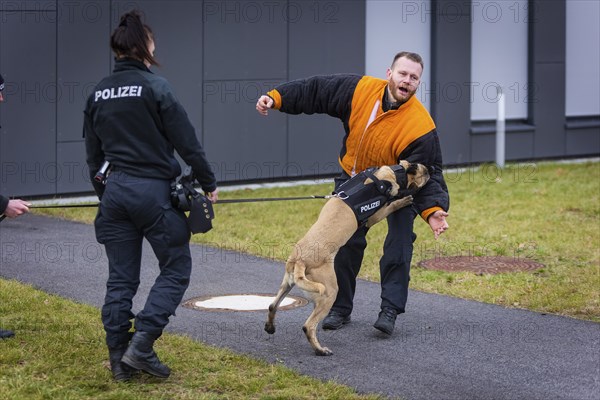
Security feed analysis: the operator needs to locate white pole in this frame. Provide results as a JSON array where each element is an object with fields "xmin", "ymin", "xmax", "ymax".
[{"xmin": 496, "ymin": 86, "xmax": 505, "ymax": 169}]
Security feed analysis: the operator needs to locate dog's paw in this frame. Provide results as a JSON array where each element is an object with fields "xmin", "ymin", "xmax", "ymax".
[
  {"xmin": 264, "ymin": 323, "xmax": 275, "ymax": 335},
  {"xmin": 315, "ymin": 347, "xmax": 333, "ymax": 356},
  {"xmin": 392, "ymin": 195, "xmax": 413, "ymax": 209}
]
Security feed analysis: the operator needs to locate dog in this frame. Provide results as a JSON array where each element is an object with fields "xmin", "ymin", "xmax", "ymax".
[{"xmin": 264, "ymin": 160, "xmax": 430, "ymax": 355}]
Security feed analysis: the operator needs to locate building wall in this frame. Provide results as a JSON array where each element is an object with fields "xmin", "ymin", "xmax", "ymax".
[
  {"xmin": 0, "ymin": 0, "xmax": 365, "ymax": 197},
  {"xmin": 365, "ymin": 0, "xmax": 431, "ymax": 110},
  {"xmin": 564, "ymin": 0, "xmax": 600, "ymax": 155},
  {"xmin": 0, "ymin": 0, "xmax": 598, "ymax": 198}
]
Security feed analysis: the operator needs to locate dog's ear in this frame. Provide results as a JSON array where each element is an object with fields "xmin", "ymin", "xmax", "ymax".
[
  {"xmin": 406, "ymin": 163, "xmax": 418, "ymax": 175},
  {"xmin": 398, "ymin": 160, "xmax": 410, "ymax": 170}
]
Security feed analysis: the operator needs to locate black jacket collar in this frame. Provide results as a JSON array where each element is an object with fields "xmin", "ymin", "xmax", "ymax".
[
  {"xmin": 113, "ymin": 58, "xmax": 152, "ymax": 74},
  {"xmin": 382, "ymin": 85, "xmax": 402, "ymax": 112}
]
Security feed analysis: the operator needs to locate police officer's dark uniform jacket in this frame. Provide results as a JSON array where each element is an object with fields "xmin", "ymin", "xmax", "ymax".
[
  {"xmin": 0, "ymin": 195, "xmax": 9, "ymax": 216},
  {"xmin": 0, "ymin": 76, "xmax": 8, "ymax": 215},
  {"xmin": 85, "ymin": 58, "xmax": 216, "ymax": 197},
  {"xmin": 84, "ymin": 58, "xmax": 217, "ymax": 349}
]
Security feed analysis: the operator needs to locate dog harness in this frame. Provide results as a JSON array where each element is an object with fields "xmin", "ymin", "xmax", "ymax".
[{"xmin": 333, "ymin": 166, "xmax": 408, "ymax": 226}]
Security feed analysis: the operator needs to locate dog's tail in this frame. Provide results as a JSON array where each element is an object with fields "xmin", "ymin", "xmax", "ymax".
[{"xmin": 293, "ymin": 260, "xmax": 326, "ymax": 296}]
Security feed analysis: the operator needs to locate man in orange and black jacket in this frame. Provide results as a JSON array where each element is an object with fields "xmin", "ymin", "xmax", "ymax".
[{"xmin": 256, "ymin": 52, "xmax": 449, "ymax": 335}]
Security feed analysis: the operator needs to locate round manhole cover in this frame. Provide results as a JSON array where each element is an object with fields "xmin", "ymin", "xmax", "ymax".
[
  {"xmin": 182, "ymin": 294, "xmax": 309, "ymax": 312},
  {"xmin": 418, "ymin": 256, "xmax": 544, "ymax": 274}
]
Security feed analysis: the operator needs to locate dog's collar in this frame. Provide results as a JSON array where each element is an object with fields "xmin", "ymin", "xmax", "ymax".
[{"xmin": 390, "ymin": 164, "xmax": 408, "ymax": 190}]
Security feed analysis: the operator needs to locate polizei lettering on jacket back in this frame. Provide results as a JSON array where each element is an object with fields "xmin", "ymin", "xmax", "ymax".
[
  {"xmin": 94, "ymin": 86, "xmax": 143, "ymax": 102},
  {"xmin": 360, "ymin": 200, "xmax": 381, "ymax": 214}
]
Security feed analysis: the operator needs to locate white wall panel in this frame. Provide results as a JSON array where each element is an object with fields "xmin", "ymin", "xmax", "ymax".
[
  {"xmin": 566, "ymin": 0, "xmax": 600, "ymax": 116},
  {"xmin": 365, "ymin": 0, "xmax": 431, "ymax": 110},
  {"xmin": 471, "ymin": 0, "xmax": 528, "ymax": 120}
]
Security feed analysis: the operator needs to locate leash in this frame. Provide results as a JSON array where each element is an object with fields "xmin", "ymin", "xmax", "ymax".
[
  {"xmin": 0, "ymin": 195, "xmax": 334, "ymax": 211},
  {"xmin": 22, "ymin": 195, "xmax": 332, "ymax": 209},
  {"xmin": 216, "ymin": 195, "xmax": 330, "ymax": 204},
  {"xmin": 29, "ymin": 203, "xmax": 99, "ymax": 209},
  {"xmin": 0, "ymin": 195, "xmax": 332, "ymax": 223}
]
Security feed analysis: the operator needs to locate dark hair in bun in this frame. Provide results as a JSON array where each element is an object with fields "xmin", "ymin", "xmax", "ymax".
[{"xmin": 110, "ymin": 10, "xmax": 159, "ymax": 66}]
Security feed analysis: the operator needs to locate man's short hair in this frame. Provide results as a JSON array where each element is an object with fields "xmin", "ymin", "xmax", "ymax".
[{"xmin": 391, "ymin": 52, "xmax": 424, "ymax": 71}]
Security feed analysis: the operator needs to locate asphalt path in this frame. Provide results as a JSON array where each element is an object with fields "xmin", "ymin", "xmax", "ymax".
[{"xmin": 1, "ymin": 214, "xmax": 598, "ymax": 399}]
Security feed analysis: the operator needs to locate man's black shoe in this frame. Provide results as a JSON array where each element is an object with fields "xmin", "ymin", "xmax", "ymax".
[
  {"xmin": 373, "ymin": 307, "xmax": 397, "ymax": 335},
  {"xmin": 321, "ymin": 311, "xmax": 351, "ymax": 330},
  {"xmin": 0, "ymin": 329, "xmax": 15, "ymax": 339}
]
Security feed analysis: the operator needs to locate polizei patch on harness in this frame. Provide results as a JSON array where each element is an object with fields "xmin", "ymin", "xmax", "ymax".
[
  {"xmin": 333, "ymin": 167, "xmax": 395, "ymax": 225},
  {"xmin": 360, "ymin": 199, "xmax": 381, "ymax": 213}
]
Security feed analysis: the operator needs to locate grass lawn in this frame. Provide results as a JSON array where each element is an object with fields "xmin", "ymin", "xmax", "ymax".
[
  {"xmin": 4, "ymin": 160, "xmax": 598, "ymax": 398},
  {"xmin": 0, "ymin": 281, "xmax": 378, "ymax": 400},
  {"xmin": 197, "ymin": 161, "xmax": 600, "ymax": 322}
]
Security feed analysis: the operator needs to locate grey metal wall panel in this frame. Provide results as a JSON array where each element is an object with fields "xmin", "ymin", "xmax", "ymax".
[
  {"xmin": 56, "ymin": 141, "xmax": 89, "ymax": 193},
  {"xmin": 203, "ymin": 0, "xmax": 287, "ymax": 81},
  {"xmin": 0, "ymin": 10, "xmax": 56, "ymax": 197},
  {"xmin": 530, "ymin": 0, "xmax": 566, "ymax": 63},
  {"xmin": 431, "ymin": 1, "xmax": 472, "ymax": 165},
  {"xmin": 529, "ymin": 0, "xmax": 566, "ymax": 159},
  {"xmin": 434, "ymin": 0, "xmax": 472, "ymax": 17},
  {"xmin": 0, "ymin": 1, "xmax": 55, "ymax": 11},
  {"xmin": 288, "ymin": 115, "xmax": 343, "ymax": 177},
  {"xmin": 203, "ymin": 80, "xmax": 287, "ymax": 182},
  {"xmin": 532, "ymin": 63, "xmax": 566, "ymax": 158},
  {"xmin": 201, "ymin": 0, "xmax": 289, "ymax": 182},
  {"xmin": 566, "ymin": 128, "xmax": 600, "ymax": 156},
  {"xmin": 470, "ymin": 133, "xmax": 534, "ymax": 163},
  {"xmin": 128, "ymin": 1, "xmax": 204, "ymax": 143},
  {"xmin": 287, "ymin": 0, "xmax": 364, "ymax": 177},
  {"xmin": 57, "ymin": 0, "xmax": 110, "ymax": 143},
  {"xmin": 288, "ymin": 0, "xmax": 364, "ymax": 79},
  {"xmin": 507, "ymin": 132, "xmax": 535, "ymax": 160}
]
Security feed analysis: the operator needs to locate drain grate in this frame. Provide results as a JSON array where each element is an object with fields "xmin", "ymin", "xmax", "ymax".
[
  {"xmin": 182, "ymin": 294, "xmax": 308, "ymax": 312},
  {"xmin": 418, "ymin": 256, "xmax": 544, "ymax": 274}
]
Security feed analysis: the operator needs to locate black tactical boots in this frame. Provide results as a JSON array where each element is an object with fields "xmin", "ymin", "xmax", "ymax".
[{"xmin": 121, "ymin": 331, "xmax": 171, "ymax": 378}]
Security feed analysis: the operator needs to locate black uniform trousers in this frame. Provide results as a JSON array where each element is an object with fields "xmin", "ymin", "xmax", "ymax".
[
  {"xmin": 331, "ymin": 174, "xmax": 418, "ymax": 317},
  {"xmin": 94, "ymin": 171, "xmax": 192, "ymax": 349}
]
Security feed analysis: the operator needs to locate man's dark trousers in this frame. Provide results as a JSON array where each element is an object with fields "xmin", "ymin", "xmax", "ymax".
[{"xmin": 95, "ymin": 171, "xmax": 192, "ymax": 349}]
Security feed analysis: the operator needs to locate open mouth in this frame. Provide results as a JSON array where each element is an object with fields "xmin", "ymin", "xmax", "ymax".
[{"xmin": 398, "ymin": 87, "xmax": 409, "ymax": 95}]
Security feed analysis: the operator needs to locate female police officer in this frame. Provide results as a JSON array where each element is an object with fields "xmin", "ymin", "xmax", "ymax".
[{"xmin": 84, "ymin": 10, "xmax": 218, "ymax": 381}]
